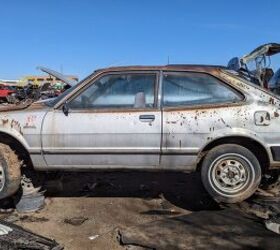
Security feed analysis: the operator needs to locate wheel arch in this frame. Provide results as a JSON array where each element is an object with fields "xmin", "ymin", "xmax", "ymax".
[
  {"xmin": 0, "ymin": 131, "xmax": 34, "ymax": 170},
  {"xmin": 197, "ymin": 136, "xmax": 270, "ymax": 173}
]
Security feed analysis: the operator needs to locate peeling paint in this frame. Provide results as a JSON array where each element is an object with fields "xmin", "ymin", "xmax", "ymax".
[{"xmin": 23, "ymin": 115, "xmax": 37, "ymax": 129}]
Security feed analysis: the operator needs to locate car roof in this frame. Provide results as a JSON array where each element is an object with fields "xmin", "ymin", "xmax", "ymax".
[{"xmin": 95, "ymin": 64, "xmax": 227, "ymax": 73}]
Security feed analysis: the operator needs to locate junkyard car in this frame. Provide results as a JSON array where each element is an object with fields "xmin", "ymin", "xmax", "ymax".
[
  {"xmin": 0, "ymin": 84, "xmax": 17, "ymax": 103},
  {"xmin": 1, "ymin": 65, "xmax": 280, "ymax": 203},
  {"xmin": 228, "ymin": 43, "xmax": 280, "ymax": 93}
]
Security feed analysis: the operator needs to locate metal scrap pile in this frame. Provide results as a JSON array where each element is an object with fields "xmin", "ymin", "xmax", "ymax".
[
  {"xmin": 0, "ymin": 67, "xmax": 77, "ymax": 105},
  {"xmin": 227, "ymin": 43, "xmax": 280, "ymax": 93},
  {"xmin": 0, "ymin": 219, "xmax": 62, "ymax": 250}
]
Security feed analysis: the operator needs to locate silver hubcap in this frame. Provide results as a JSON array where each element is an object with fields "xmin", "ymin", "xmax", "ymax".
[
  {"xmin": 0, "ymin": 164, "xmax": 5, "ymax": 192},
  {"xmin": 209, "ymin": 153, "xmax": 253, "ymax": 195}
]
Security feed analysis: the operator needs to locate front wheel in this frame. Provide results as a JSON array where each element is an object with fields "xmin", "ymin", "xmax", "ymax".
[
  {"xmin": 201, "ymin": 144, "xmax": 261, "ymax": 203},
  {"xmin": 0, "ymin": 143, "xmax": 21, "ymax": 200}
]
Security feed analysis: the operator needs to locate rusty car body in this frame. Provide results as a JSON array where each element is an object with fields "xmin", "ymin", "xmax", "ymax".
[{"xmin": 1, "ymin": 64, "xmax": 280, "ymax": 203}]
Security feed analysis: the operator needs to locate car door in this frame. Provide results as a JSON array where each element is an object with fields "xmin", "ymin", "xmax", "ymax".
[
  {"xmin": 160, "ymin": 71, "xmax": 244, "ymax": 170},
  {"xmin": 41, "ymin": 71, "xmax": 161, "ymax": 169}
]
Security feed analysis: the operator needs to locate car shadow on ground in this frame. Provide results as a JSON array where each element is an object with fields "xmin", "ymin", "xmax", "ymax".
[
  {"xmin": 119, "ymin": 208, "xmax": 280, "ymax": 250},
  {"xmin": 42, "ymin": 171, "xmax": 220, "ymax": 212}
]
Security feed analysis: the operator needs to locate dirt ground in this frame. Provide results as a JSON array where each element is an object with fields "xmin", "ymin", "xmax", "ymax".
[
  {"xmin": 0, "ymin": 171, "xmax": 214, "ymax": 249},
  {"xmin": 0, "ymin": 171, "xmax": 278, "ymax": 249}
]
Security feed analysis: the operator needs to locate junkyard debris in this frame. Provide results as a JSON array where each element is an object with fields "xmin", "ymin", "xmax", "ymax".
[
  {"xmin": 3, "ymin": 214, "xmax": 49, "ymax": 223},
  {"xmin": 64, "ymin": 216, "xmax": 88, "ymax": 226},
  {"xmin": 265, "ymin": 214, "xmax": 280, "ymax": 234},
  {"xmin": 0, "ymin": 223, "xmax": 12, "ymax": 236},
  {"xmin": 89, "ymin": 234, "xmax": 99, "ymax": 240},
  {"xmin": 119, "ymin": 208, "xmax": 280, "ymax": 249},
  {"xmin": 0, "ymin": 219, "xmax": 63, "ymax": 249},
  {"xmin": 20, "ymin": 215, "xmax": 49, "ymax": 223},
  {"xmin": 15, "ymin": 191, "xmax": 45, "ymax": 213}
]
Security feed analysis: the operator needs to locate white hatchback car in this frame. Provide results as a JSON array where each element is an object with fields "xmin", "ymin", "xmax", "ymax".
[{"xmin": 0, "ymin": 65, "xmax": 280, "ymax": 203}]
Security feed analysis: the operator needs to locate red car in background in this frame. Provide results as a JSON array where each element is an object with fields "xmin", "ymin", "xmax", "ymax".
[{"xmin": 0, "ymin": 84, "xmax": 16, "ymax": 103}]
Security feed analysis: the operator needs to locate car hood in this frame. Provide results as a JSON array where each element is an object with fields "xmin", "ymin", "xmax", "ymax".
[
  {"xmin": 227, "ymin": 43, "xmax": 280, "ymax": 70},
  {"xmin": 241, "ymin": 43, "xmax": 280, "ymax": 64},
  {"xmin": 37, "ymin": 66, "xmax": 78, "ymax": 87}
]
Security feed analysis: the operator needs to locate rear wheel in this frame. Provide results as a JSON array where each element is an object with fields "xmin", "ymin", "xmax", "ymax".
[
  {"xmin": 0, "ymin": 143, "xmax": 21, "ymax": 200},
  {"xmin": 201, "ymin": 144, "xmax": 261, "ymax": 203}
]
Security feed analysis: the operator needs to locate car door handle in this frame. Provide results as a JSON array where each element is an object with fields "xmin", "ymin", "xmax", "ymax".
[{"xmin": 139, "ymin": 114, "xmax": 155, "ymax": 122}]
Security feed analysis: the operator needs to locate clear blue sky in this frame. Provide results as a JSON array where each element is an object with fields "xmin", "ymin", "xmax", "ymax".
[{"xmin": 1, "ymin": 0, "xmax": 280, "ymax": 80}]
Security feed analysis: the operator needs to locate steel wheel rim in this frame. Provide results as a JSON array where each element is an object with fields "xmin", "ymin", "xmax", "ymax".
[
  {"xmin": 0, "ymin": 164, "xmax": 5, "ymax": 192},
  {"xmin": 208, "ymin": 153, "xmax": 254, "ymax": 196}
]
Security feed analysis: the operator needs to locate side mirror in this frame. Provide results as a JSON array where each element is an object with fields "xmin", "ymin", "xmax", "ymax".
[{"xmin": 62, "ymin": 102, "xmax": 69, "ymax": 116}]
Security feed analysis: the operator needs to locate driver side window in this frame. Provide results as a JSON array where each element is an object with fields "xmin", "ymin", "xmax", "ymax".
[{"xmin": 68, "ymin": 73, "xmax": 156, "ymax": 109}]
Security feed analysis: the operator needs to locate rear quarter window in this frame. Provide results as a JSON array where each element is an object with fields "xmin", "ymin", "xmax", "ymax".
[{"xmin": 163, "ymin": 72, "xmax": 243, "ymax": 107}]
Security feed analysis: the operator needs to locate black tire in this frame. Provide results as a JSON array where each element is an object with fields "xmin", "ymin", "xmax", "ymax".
[
  {"xmin": 6, "ymin": 95, "xmax": 16, "ymax": 104},
  {"xmin": 0, "ymin": 143, "xmax": 21, "ymax": 200},
  {"xmin": 201, "ymin": 144, "xmax": 261, "ymax": 203}
]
